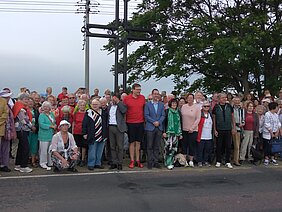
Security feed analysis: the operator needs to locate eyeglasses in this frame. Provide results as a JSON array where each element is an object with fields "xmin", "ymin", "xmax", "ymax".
[
  {"xmin": 203, "ymin": 106, "xmax": 210, "ymax": 108},
  {"xmin": 69, "ymin": 97, "xmax": 75, "ymax": 99}
]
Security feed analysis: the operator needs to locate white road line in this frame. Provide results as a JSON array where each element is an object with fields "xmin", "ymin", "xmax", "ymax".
[{"xmin": 0, "ymin": 170, "xmax": 153, "ymax": 180}]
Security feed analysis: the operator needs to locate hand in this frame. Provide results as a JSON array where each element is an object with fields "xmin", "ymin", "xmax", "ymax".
[
  {"xmin": 112, "ymin": 96, "xmax": 120, "ymax": 104},
  {"xmin": 179, "ymin": 135, "xmax": 183, "ymax": 140},
  {"xmin": 232, "ymin": 129, "xmax": 237, "ymax": 135},
  {"xmin": 70, "ymin": 153, "xmax": 78, "ymax": 160},
  {"xmin": 83, "ymin": 134, "xmax": 88, "ymax": 140},
  {"xmin": 163, "ymin": 133, "xmax": 167, "ymax": 138},
  {"xmin": 32, "ymin": 126, "xmax": 36, "ymax": 133},
  {"xmin": 214, "ymin": 130, "xmax": 218, "ymax": 137},
  {"xmin": 153, "ymin": 121, "xmax": 159, "ymax": 127},
  {"xmin": 188, "ymin": 129, "xmax": 193, "ymax": 133},
  {"xmin": 62, "ymin": 159, "xmax": 69, "ymax": 168}
]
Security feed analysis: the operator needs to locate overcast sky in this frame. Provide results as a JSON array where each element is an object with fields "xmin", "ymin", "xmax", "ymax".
[{"xmin": 0, "ymin": 0, "xmax": 175, "ymax": 97}]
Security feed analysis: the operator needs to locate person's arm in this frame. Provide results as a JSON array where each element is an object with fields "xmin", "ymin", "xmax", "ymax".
[
  {"xmin": 117, "ymin": 101, "xmax": 127, "ymax": 114},
  {"xmin": 144, "ymin": 103, "xmax": 155, "ymax": 124},
  {"xmin": 191, "ymin": 108, "xmax": 201, "ymax": 132},
  {"xmin": 0, "ymin": 102, "xmax": 8, "ymax": 127}
]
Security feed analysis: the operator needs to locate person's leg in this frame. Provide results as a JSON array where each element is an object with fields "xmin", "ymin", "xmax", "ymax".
[
  {"xmin": 95, "ymin": 141, "xmax": 105, "ymax": 166},
  {"xmin": 153, "ymin": 129, "xmax": 162, "ymax": 166},
  {"xmin": 204, "ymin": 139, "xmax": 213, "ymax": 164},
  {"xmin": 109, "ymin": 126, "xmax": 118, "ymax": 165},
  {"xmin": 224, "ymin": 131, "xmax": 232, "ymax": 164},
  {"xmin": 87, "ymin": 143, "xmax": 95, "ymax": 168},
  {"xmin": 216, "ymin": 131, "xmax": 223, "ymax": 163},
  {"xmin": 246, "ymin": 131, "xmax": 254, "ymax": 161},
  {"xmin": 197, "ymin": 140, "xmax": 205, "ymax": 163},
  {"xmin": 39, "ymin": 141, "xmax": 49, "ymax": 167},
  {"xmin": 129, "ymin": 142, "xmax": 135, "ymax": 161},
  {"xmin": 20, "ymin": 131, "xmax": 30, "ymax": 168},
  {"xmin": 263, "ymin": 138, "xmax": 270, "ymax": 160},
  {"xmin": 188, "ymin": 132, "xmax": 197, "ymax": 161},
  {"xmin": 146, "ymin": 130, "xmax": 154, "ymax": 167},
  {"xmin": 116, "ymin": 131, "xmax": 124, "ymax": 166},
  {"xmin": 135, "ymin": 123, "xmax": 144, "ymax": 162},
  {"xmin": 15, "ymin": 131, "xmax": 23, "ymax": 166},
  {"xmin": 181, "ymin": 131, "xmax": 189, "ymax": 159},
  {"xmin": 1, "ymin": 138, "xmax": 11, "ymax": 167},
  {"xmin": 240, "ymin": 131, "xmax": 250, "ymax": 161},
  {"xmin": 232, "ymin": 132, "xmax": 240, "ymax": 164},
  {"xmin": 135, "ymin": 141, "xmax": 141, "ymax": 162}
]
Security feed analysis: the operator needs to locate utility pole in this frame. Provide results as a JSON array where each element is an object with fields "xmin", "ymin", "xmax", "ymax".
[
  {"xmin": 84, "ymin": 0, "xmax": 90, "ymax": 90},
  {"xmin": 114, "ymin": 0, "xmax": 119, "ymax": 94},
  {"xmin": 122, "ymin": 0, "xmax": 128, "ymax": 92}
]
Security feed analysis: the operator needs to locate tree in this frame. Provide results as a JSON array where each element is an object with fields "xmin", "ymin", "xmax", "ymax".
[{"xmin": 104, "ymin": 0, "xmax": 282, "ymax": 96}]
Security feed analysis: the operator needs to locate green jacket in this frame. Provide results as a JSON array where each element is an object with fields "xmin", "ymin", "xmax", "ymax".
[{"xmin": 38, "ymin": 112, "xmax": 55, "ymax": 142}]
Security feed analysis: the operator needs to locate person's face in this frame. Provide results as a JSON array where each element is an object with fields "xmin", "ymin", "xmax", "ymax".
[
  {"xmin": 219, "ymin": 95, "xmax": 227, "ymax": 104},
  {"xmin": 171, "ymin": 102, "xmax": 177, "ymax": 109},
  {"xmin": 233, "ymin": 98, "xmax": 241, "ymax": 106},
  {"xmin": 68, "ymin": 96, "xmax": 76, "ymax": 104},
  {"xmin": 47, "ymin": 97, "xmax": 55, "ymax": 105},
  {"xmin": 257, "ymin": 108, "xmax": 264, "ymax": 115},
  {"xmin": 246, "ymin": 94, "xmax": 252, "ymax": 100},
  {"xmin": 195, "ymin": 93, "xmax": 203, "ymax": 101},
  {"xmin": 132, "ymin": 86, "xmax": 141, "ymax": 96},
  {"xmin": 186, "ymin": 95, "xmax": 194, "ymax": 104},
  {"xmin": 34, "ymin": 95, "xmax": 40, "ymax": 104},
  {"xmin": 91, "ymin": 101, "xmax": 101, "ymax": 110},
  {"xmin": 147, "ymin": 95, "xmax": 153, "ymax": 101},
  {"xmin": 202, "ymin": 104, "xmax": 210, "ymax": 111},
  {"xmin": 62, "ymin": 88, "xmax": 67, "ymax": 94},
  {"xmin": 105, "ymin": 95, "xmax": 111, "ymax": 103},
  {"xmin": 247, "ymin": 103, "xmax": 254, "ymax": 112},
  {"xmin": 179, "ymin": 99, "xmax": 186, "ymax": 107},
  {"xmin": 262, "ymin": 101, "xmax": 269, "ymax": 107},
  {"xmin": 46, "ymin": 87, "xmax": 52, "ymax": 94},
  {"xmin": 22, "ymin": 97, "xmax": 30, "ymax": 106},
  {"xmin": 254, "ymin": 100, "xmax": 259, "ymax": 106},
  {"xmin": 61, "ymin": 98, "xmax": 69, "ymax": 106},
  {"xmin": 94, "ymin": 89, "xmax": 99, "ymax": 95},
  {"xmin": 78, "ymin": 102, "xmax": 86, "ymax": 111},
  {"xmin": 100, "ymin": 100, "xmax": 107, "ymax": 109},
  {"xmin": 60, "ymin": 124, "xmax": 69, "ymax": 132},
  {"xmin": 43, "ymin": 105, "xmax": 51, "ymax": 113},
  {"xmin": 28, "ymin": 100, "xmax": 34, "ymax": 108},
  {"xmin": 152, "ymin": 90, "xmax": 159, "ymax": 101},
  {"xmin": 212, "ymin": 93, "xmax": 218, "ymax": 101}
]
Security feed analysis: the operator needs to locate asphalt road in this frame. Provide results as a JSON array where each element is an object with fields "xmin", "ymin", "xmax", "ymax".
[{"xmin": 1, "ymin": 166, "xmax": 282, "ymax": 212}]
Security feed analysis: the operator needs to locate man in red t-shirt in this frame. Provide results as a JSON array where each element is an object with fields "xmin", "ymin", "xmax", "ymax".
[{"xmin": 123, "ymin": 83, "xmax": 146, "ymax": 168}]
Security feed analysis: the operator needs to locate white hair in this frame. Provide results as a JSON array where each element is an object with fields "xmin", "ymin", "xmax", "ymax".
[{"xmin": 41, "ymin": 101, "xmax": 52, "ymax": 109}]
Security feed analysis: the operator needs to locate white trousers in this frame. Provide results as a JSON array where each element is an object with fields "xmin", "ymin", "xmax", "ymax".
[{"xmin": 39, "ymin": 141, "xmax": 52, "ymax": 166}]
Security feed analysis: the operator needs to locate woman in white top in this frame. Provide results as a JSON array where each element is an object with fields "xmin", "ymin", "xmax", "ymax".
[
  {"xmin": 262, "ymin": 102, "xmax": 281, "ymax": 166},
  {"xmin": 50, "ymin": 120, "xmax": 79, "ymax": 172}
]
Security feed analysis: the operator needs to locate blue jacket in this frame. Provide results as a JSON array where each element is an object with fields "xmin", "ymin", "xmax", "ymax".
[{"xmin": 144, "ymin": 101, "xmax": 165, "ymax": 131}]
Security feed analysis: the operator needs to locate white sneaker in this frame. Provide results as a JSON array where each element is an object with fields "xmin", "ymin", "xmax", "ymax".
[
  {"xmin": 189, "ymin": 161, "xmax": 194, "ymax": 167},
  {"xmin": 225, "ymin": 163, "xmax": 233, "ymax": 169},
  {"xmin": 184, "ymin": 161, "xmax": 189, "ymax": 167},
  {"xmin": 215, "ymin": 162, "xmax": 221, "ymax": 168},
  {"xmin": 14, "ymin": 165, "xmax": 21, "ymax": 171},
  {"xmin": 271, "ymin": 159, "xmax": 278, "ymax": 166},
  {"xmin": 41, "ymin": 164, "xmax": 51, "ymax": 171},
  {"xmin": 167, "ymin": 165, "xmax": 174, "ymax": 170},
  {"xmin": 19, "ymin": 167, "xmax": 33, "ymax": 173}
]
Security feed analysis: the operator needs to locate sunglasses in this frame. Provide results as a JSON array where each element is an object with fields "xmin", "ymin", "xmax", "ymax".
[
  {"xmin": 69, "ymin": 97, "xmax": 75, "ymax": 99},
  {"xmin": 203, "ymin": 105, "xmax": 210, "ymax": 108}
]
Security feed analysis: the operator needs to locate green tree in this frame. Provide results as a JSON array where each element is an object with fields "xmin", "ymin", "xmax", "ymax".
[{"xmin": 105, "ymin": 0, "xmax": 282, "ymax": 96}]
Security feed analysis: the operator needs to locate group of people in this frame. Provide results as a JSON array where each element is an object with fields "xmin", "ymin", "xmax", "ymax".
[{"xmin": 0, "ymin": 85, "xmax": 281, "ymax": 173}]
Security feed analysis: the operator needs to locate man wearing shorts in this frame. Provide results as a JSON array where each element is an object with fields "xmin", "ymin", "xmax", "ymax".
[{"xmin": 123, "ymin": 83, "xmax": 146, "ymax": 168}]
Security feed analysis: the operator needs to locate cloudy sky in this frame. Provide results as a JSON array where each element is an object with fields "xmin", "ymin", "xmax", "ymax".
[{"xmin": 0, "ymin": 0, "xmax": 175, "ymax": 97}]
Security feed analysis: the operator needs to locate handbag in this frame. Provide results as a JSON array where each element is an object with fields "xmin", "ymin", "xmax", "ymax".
[{"xmin": 271, "ymin": 137, "xmax": 282, "ymax": 154}]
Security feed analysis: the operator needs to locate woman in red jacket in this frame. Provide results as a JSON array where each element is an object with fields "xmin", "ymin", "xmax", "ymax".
[{"xmin": 197, "ymin": 101, "xmax": 213, "ymax": 167}]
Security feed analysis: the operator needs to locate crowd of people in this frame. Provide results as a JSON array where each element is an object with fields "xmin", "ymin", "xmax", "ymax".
[{"xmin": 0, "ymin": 85, "xmax": 281, "ymax": 173}]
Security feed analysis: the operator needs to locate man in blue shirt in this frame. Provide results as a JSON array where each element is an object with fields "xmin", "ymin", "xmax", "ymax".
[{"xmin": 144, "ymin": 89, "xmax": 165, "ymax": 169}]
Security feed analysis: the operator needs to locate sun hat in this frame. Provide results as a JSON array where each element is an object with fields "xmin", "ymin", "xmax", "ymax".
[
  {"xmin": 59, "ymin": 120, "xmax": 71, "ymax": 129},
  {"xmin": 0, "ymin": 89, "xmax": 13, "ymax": 98}
]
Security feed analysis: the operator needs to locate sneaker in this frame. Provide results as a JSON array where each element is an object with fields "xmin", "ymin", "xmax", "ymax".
[
  {"xmin": 19, "ymin": 167, "xmax": 33, "ymax": 173},
  {"xmin": 14, "ymin": 165, "xmax": 21, "ymax": 171},
  {"xmin": 189, "ymin": 161, "xmax": 194, "ymax": 167},
  {"xmin": 215, "ymin": 162, "xmax": 221, "ymax": 168},
  {"xmin": 198, "ymin": 162, "xmax": 203, "ymax": 167},
  {"xmin": 167, "ymin": 165, "xmax": 174, "ymax": 170},
  {"xmin": 204, "ymin": 162, "xmax": 211, "ymax": 167},
  {"xmin": 41, "ymin": 164, "xmax": 51, "ymax": 171},
  {"xmin": 225, "ymin": 163, "xmax": 233, "ymax": 169},
  {"xmin": 264, "ymin": 159, "xmax": 269, "ymax": 166},
  {"xmin": 0, "ymin": 166, "xmax": 11, "ymax": 172},
  {"xmin": 271, "ymin": 159, "xmax": 278, "ymax": 166},
  {"xmin": 184, "ymin": 161, "xmax": 189, "ymax": 167}
]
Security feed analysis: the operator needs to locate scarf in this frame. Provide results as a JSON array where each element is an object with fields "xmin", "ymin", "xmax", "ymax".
[
  {"xmin": 87, "ymin": 109, "xmax": 103, "ymax": 142},
  {"xmin": 167, "ymin": 108, "xmax": 182, "ymax": 136},
  {"xmin": 12, "ymin": 101, "xmax": 32, "ymax": 121}
]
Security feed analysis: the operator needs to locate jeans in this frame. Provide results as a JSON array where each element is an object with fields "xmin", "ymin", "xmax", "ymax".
[
  {"xmin": 88, "ymin": 141, "xmax": 105, "ymax": 167},
  {"xmin": 197, "ymin": 139, "xmax": 213, "ymax": 163}
]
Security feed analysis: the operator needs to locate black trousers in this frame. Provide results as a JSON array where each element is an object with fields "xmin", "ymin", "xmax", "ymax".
[
  {"xmin": 15, "ymin": 131, "xmax": 30, "ymax": 168},
  {"xmin": 216, "ymin": 130, "xmax": 232, "ymax": 163},
  {"xmin": 146, "ymin": 128, "xmax": 162, "ymax": 166}
]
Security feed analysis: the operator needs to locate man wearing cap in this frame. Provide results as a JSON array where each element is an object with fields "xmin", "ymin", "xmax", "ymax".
[{"xmin": 0, "ymin": 89, "xmax": 16, "ymax": 172}]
